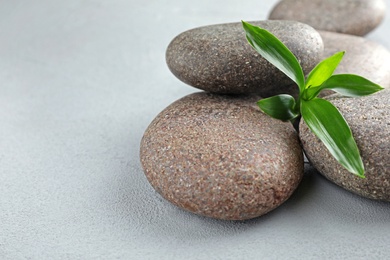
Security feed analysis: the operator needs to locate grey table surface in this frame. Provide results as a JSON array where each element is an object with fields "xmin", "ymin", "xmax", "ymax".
[{"xmin": 1, "ymin": 0, "xmax": 389, "ymax": 259}]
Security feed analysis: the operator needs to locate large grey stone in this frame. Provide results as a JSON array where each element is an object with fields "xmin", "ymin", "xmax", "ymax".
[
  {"xmin": 269, "ymin": 0, "xmax": 386, "ymax": 36},
  {"xmin": 320, "ymin": 31, "xmax": 390, "ymax": 89},
  {"xmin": 166, "ymin": 21, "xmax": 323, "ymax": 96},
  {"xmin": 140, "ymin": 92, "xmax": 304, "ymax": 220},
  {"xmin": 300, "ymin": 90, "xmax": 390, "ymax": 201}
]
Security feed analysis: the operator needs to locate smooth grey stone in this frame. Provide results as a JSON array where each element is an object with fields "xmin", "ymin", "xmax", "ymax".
[
  {"xmin": 299, "ymin": 90, "xmax": 390, "ymax": 201},
  {"xmin": 269, "ymin": 0, "xmax": 386, "ymax": 36},
  {"xmin": 320, "ymin": 31, "xmax": 390, "ymax": 89},
  {"xmin": 166, "ymin": 21, "xmax": 323, "ymax": 96},
  {"xmin": 140, "ymin": 92, "xmax": 304, "ymax": 220}
]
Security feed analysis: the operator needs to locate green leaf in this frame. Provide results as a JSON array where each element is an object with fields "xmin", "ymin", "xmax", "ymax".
[
  {"xmin": 305, "ymin": 74, "xmax": 384, "ymax": 99},
  {"xmin": 305, "ymin": 51, "xmax": 345, "ymax": 90},
  {"xmin": 242, "ymin": 21, "xmax": 305, "ymax": 92},
  {"xmin": 257, "ymin": 94, "xmax": 299, "ymax": 121},
  {"xmin": 301, "ymin": 98, "xmax": 365, "ymax": 178}
]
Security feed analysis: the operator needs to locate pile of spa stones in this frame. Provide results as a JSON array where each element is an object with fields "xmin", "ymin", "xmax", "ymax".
[{"xmin": 140, "ymin": 0, "xmax": 390, "ymax": 220}]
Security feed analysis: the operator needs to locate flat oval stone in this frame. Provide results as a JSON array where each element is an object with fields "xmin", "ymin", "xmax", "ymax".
[
  {"xmin": 166, "ymin": 21, "xmax": 323, "ymax": 96},
  {"xmin": 269, "ymin": 0, "xmax": 386, "ymax": 36},
  {"xmin": 320, "ymin": 31, "xmax": 390, "ymax": 89},
  {"xmin": 140, "ymin": 92, "xmax": 304, "ymax": 220},
  {"xmin": 300, "ymin": 90, "xmax": 390, "ymax": 201}
]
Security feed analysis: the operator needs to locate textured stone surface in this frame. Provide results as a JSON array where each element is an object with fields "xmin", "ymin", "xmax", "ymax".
[
  {"xmin": 321, "ymin": 31, "xmax": 390, "ymax": 88},
  {"xmin": 166, "ymin": 20, "xmax": 323, "ymax": 96},
  {"xmin": 140, "ymin": 92, "xmax": 304, "ymax": 220},
  {"xmin": 269, "ymin": 0, "xmax": 386, "ymax": 36},
  {"xmin": 300, "ymin": 90, "xmax": 390, "ymax": 201},
  {"xmin": 318, "ymin": 31, "xmax": 390, "ymax": 97}
]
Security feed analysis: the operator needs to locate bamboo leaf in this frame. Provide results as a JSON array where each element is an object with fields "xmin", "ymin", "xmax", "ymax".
[
  {"xmin": 301, "ymin": 98, "xmax": 365, "ymax": 178},
  {"xmin": 257, "ymin": 94, "xmax": 299, "ymax": 121},
  {"xmin": 242, "ymin": 21, "xmax": 305, "ymax": 92},
  {"xmin": 305, "ymin": 51, "xmax": 345, "ymax": 89},
  {"xmin": 319, "ymin": 74, "xmax": 383, "ymax": 98}
]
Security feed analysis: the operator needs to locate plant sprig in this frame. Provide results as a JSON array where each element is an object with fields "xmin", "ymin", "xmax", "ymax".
[{"xmin": 242, "ymin": 21, "xmax": 384, "ymax": 178}]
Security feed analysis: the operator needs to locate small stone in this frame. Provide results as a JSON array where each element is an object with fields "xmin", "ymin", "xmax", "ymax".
[
  {"xmin": 140, "ymin": 92, "xmax": 304, "ymax": 220},
  {"xmin": 269, "ymin": 0, "xmax": 386, "ymax": 36},
  {"xmin": 299, "ymin": 90, "xmax": 390, "ymax": 201},
  {"xmin": 318, "ymin": 31, "xmax": 390, "ymax": 97},
  {"xmin": 166, "ymin": 21, "xmax": 323, "ymax": 96},
  {"xmin": 320, "ymin": 31, "xmax": 390, "ymax": 89}
]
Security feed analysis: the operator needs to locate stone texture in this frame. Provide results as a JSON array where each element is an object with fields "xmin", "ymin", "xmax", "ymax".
[
  {"xmin": 320, "ymin": 31, "xmax": 390, "ymax": 88},
  {"xmin": 269, "ymin": 0, "xmax": 386, "ymax": 36},
  {"xmin": 300, "ymin": 90, "xmax": 390, "ymax": 201},
  {"xmin": 166, "ymin": 20, "xmax": 323, "ymax": 96},
  {"xmin": 140, "ymin": 92, "xmax": 304, "ymax": 220}
]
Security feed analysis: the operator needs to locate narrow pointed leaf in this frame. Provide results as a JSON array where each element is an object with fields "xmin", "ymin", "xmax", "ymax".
[
  {"xmin": 305, "ymin": 51, "xmax": 345, "ymax": 89},
  {"xmin": 301, "ymin": 98, "xmax": 365, "ymax": 178},
  {"xmin": 257, "ymin": 94, "xmax": 299, "ymax": 121},
  {"xmin": 242, "ymin": 21, "xmax": 305, "ymax": 92},
  {"xmin": 312, "ymin": 74, "xmax": 383, "ymax": 98}
]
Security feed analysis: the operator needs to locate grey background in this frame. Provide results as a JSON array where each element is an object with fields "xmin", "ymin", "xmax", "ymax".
[{"xmin": 1, "ymin": 0, "xmax": 389, "ymax": 259}]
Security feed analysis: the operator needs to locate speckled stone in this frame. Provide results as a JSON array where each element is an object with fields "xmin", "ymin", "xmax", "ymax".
[
  {"xmin": 318, "ymin": 31, "xmax": 390, "ymax": 97},
  {"xmin": 140, "ymin": 92, "xmax": 304, "ymax": 220},
  {"xmin": 300, "ymin": 90, "xmax": 390, "ymax": 201},
  {"xmin": 320, "ymin": 31, "xmax": 390, "ymax": 89},
  {"xmin": 269, "ymin": 0, "xmax": 386, "ymax": 36},
  {"xmin": 166, "ymin": 20, "xmax": 323, "ymax": 96}
]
